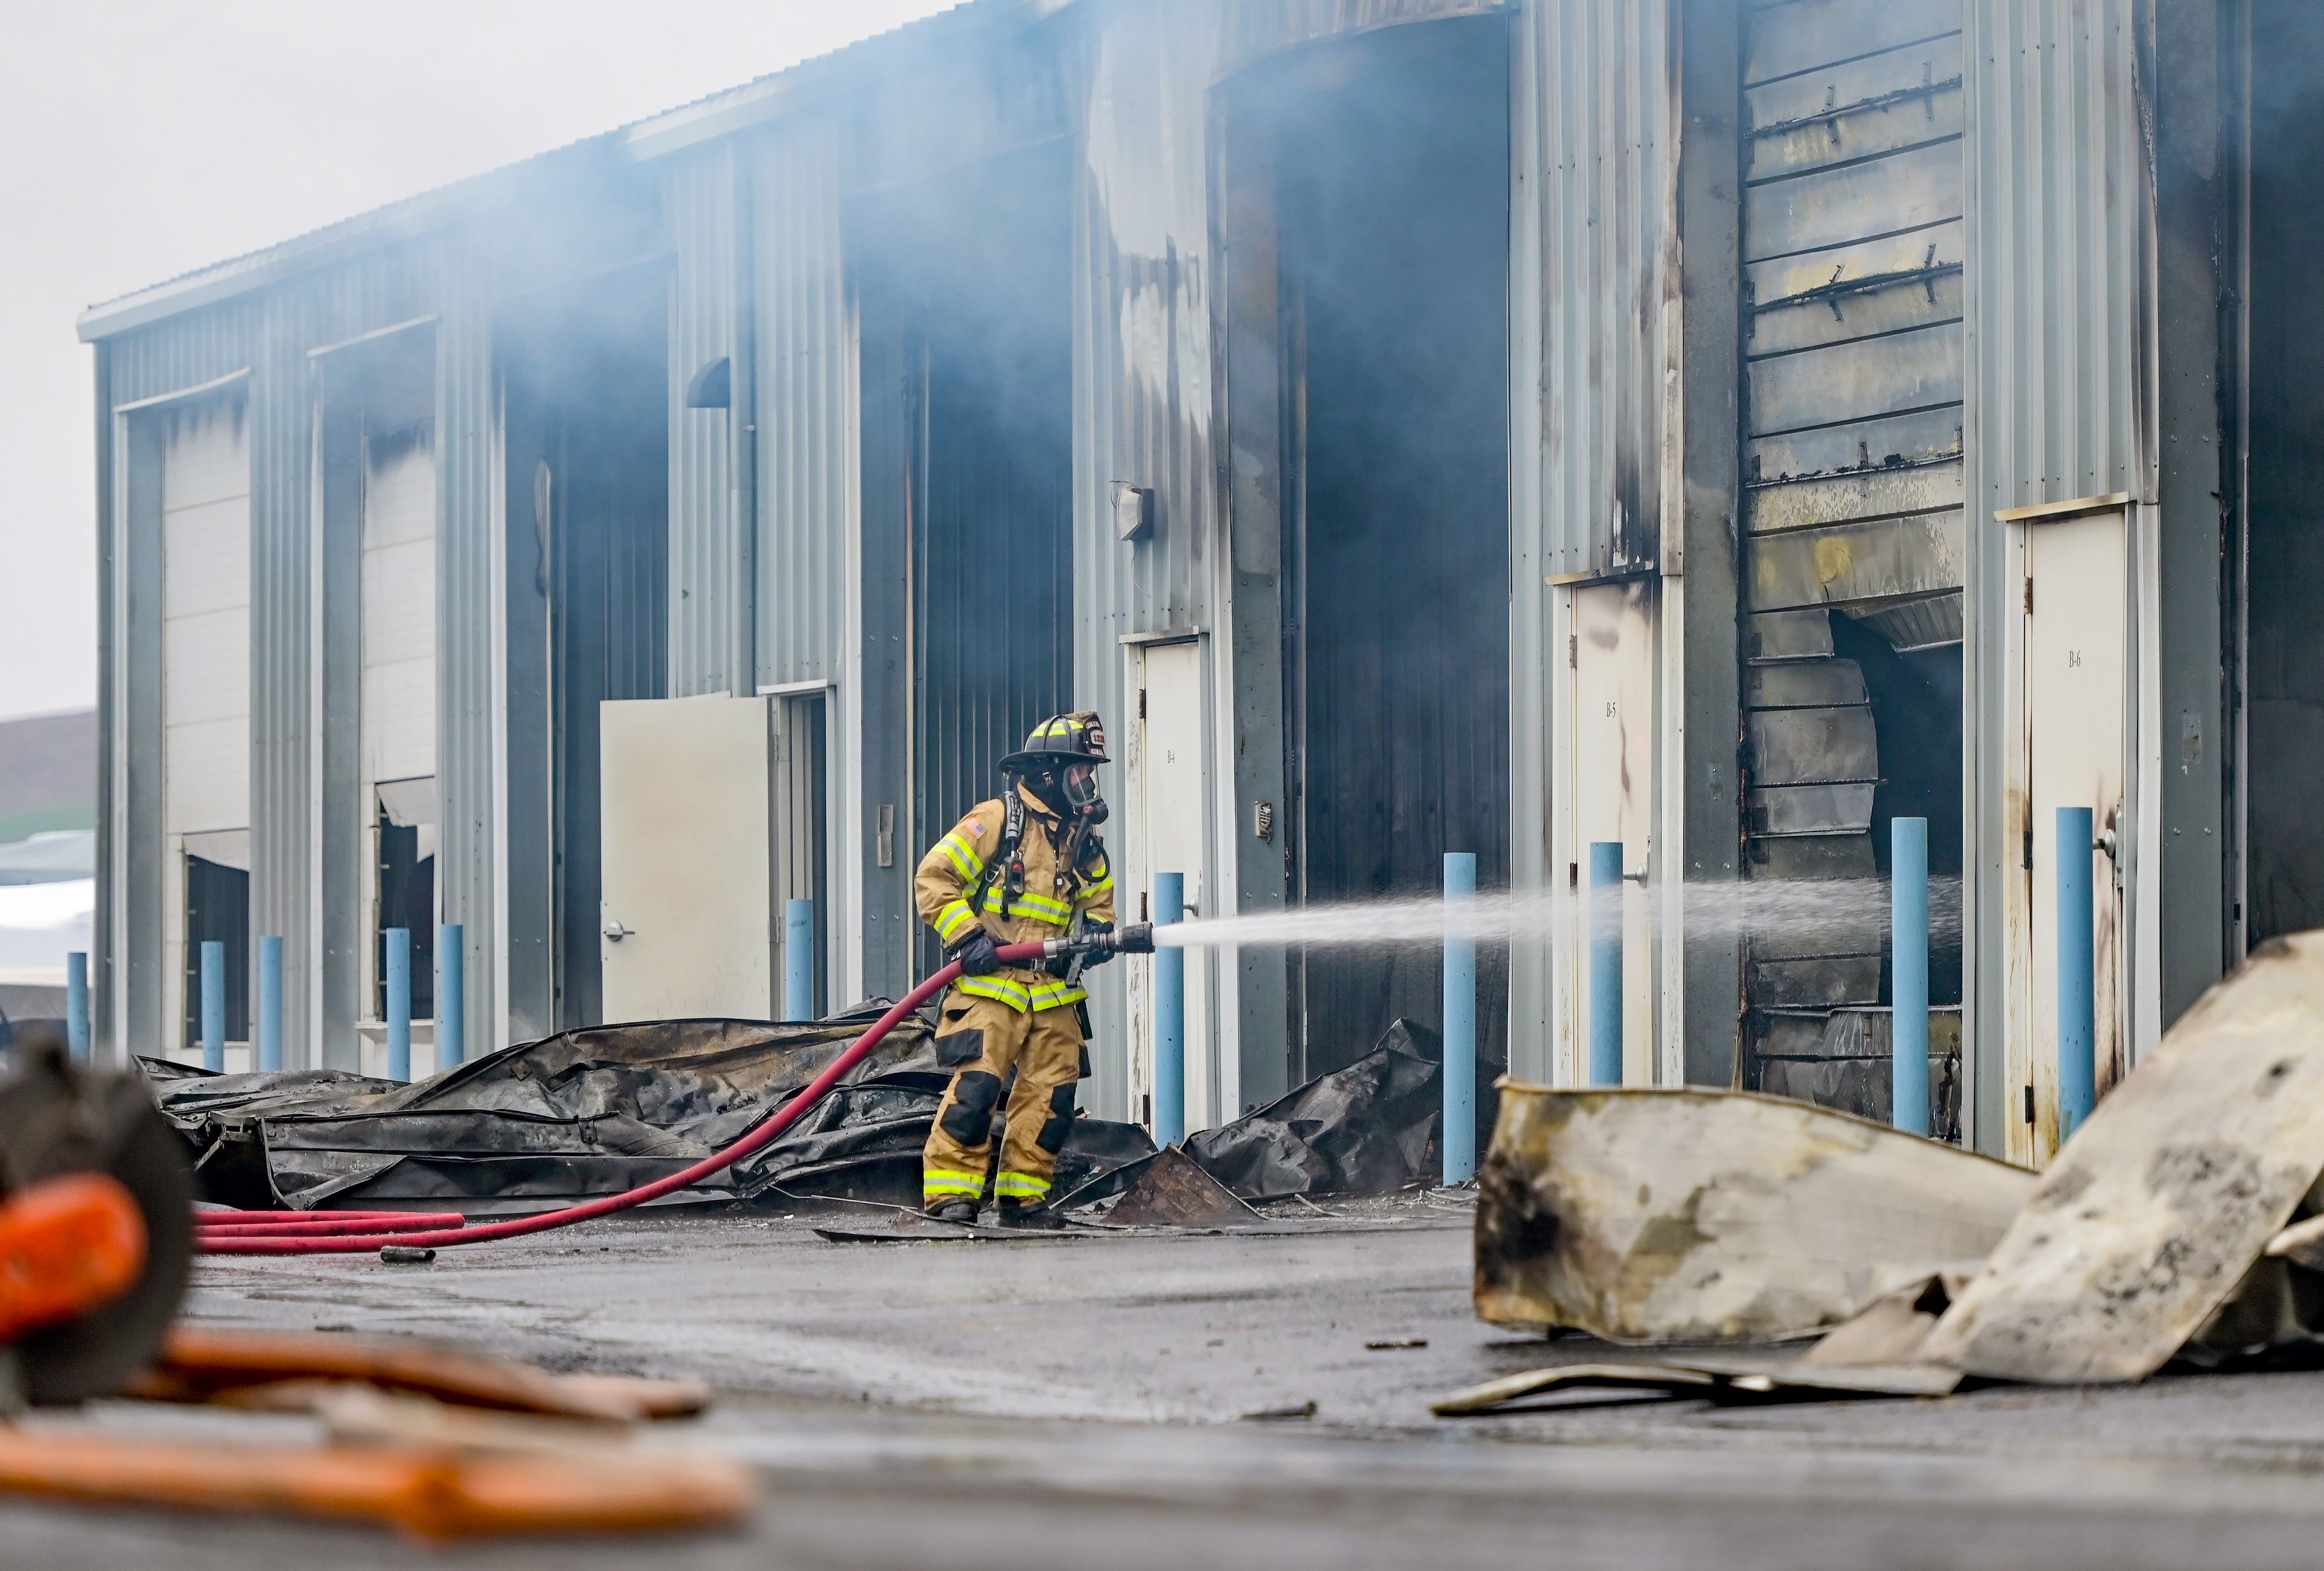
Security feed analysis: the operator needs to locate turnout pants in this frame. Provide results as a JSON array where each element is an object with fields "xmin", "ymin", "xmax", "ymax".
[{"xmin": 922, "ymin": 988, "xmax": 1086, "ymax": 1207}]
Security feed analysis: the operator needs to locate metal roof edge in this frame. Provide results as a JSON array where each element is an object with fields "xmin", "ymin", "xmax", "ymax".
[{"xmin": 76, "ymin": 134, "xmax": 628, "ymax": 343}]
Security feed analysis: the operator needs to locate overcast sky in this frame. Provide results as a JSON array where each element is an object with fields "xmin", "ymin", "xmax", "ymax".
[{"xmin": 0, "ymin": 0, "xmax": 959, "ymax": 725}]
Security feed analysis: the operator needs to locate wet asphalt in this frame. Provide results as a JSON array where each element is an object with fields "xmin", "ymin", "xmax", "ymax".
[{"xmin": 14, "ymin": 1197, "xmax": 2324, "ymax": 1569}]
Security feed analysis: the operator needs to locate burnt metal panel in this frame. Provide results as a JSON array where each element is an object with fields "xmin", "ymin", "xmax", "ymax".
[
  {"xmin": 1750, "ymin": 954, "xmax": 1883, "ymax": 1008},
  {"xmin": 1747, "ymin": 661, "xmax": 1869, "ymax": 709},
  {"xmin": 1745, "ymin": 0, "xmax": 1961, "ymax": 84},
  {"xmin": 1747, "ymin": 509, "xmax": 1968, "ymax": 612},
  {"xmin": 1748, "ymin": 608, "xmax": 1838, "ymax": 663},
  {"xmin": 1751, "ymin": 407, "xmax": 1964, "ymax": 486},
  {"xmin": 1747, "ymin": 705, "xmax": 1880, "ymax": 786},
  {"xmin": 1748, "ymin": 325, "xmax": 1966, "ymax": 441},
  {"xmin": 1745, "ymin": 458, "xmax": 1966, "ymax": 535},
  {"xmin": 1748, "ymin": 781, "xmax": 1879, "ymax": 838}
]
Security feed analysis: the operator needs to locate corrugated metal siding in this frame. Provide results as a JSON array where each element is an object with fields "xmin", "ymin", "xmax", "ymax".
[
  {"xmin": 1512, "ymin": 0, "xmax": 1674, "ymax": 580},
  {"xmin": 1504, "ymin": 0, "xmax": 1676, "ymax": 1076},
  {"xmin": 1965, "ymin": 0, "xmax": 2145, "ymax": 510},
  {"xmin": 668, "ymin": 145, "xmax": 745, "ymax": 697},
  {"xmin": 247, "ymin": 290, "xmax": 315, "ymax": 1062},
  {"xmin": 435, "ymin": 275, "xmax": 497, "ymax": 1066},
  {"xmin": 754, "ymin": 120, "xmax": 850, "ymax": 688},
  {"xmin": 361, "ymin": 419, "xmax": 438, "ymax": 786}
]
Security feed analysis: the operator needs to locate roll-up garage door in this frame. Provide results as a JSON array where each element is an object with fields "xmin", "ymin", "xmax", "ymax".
[
  {"xmin": 1738, "ymin": 0, "xmax": 1968, "ymax": 1121},
  {"xmin": 161, "ymin": 395, "xmax": 251, "ymax": 1057}
]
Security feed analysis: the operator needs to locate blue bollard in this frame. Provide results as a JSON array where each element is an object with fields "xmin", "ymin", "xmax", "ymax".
[
  {"xmin": 1442, "ymin": 853, "xmax": 1478, "ymax": 1184},
  {"xmin": 257, "ymin": 934, "xmax": 283, "ymax": 1074},
  {"xmin": 1153, "ymin": 871, "xmax": 1186, "ymax": 1148},
  {"xmin": 1588, "ymin": 841, "xmax": 1624, "ymax": 1086},
  {"xmin": 1890, "ymin": 818, "xmax": 1931, "ymax": 1136},
  {"xmin": 784, "ymin": 899, "xmax": 816, "ymax": 1022},
  {"xmin": 66, "ymin": 951, "xmax": 89, "ymax": 1063},
  {"xmin": 386, "ymin": 927, "xmax": 412, "ymax": 1083},
  {"xmin": 200, "ymin": 939, "xmax": 226, "ymax": 1073},
  {"xmin": 2056, "ymin": 805, "xmax": 2097, "ymax": 1142},
  {"xmin": 437, "ymin": 923, "xmax": 464, "ymax": 1069}
]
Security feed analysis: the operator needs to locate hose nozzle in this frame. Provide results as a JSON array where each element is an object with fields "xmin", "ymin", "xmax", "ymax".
[{"xmin": 1043, "ymin": 923, "xmax": 1155, "ymax": 962}]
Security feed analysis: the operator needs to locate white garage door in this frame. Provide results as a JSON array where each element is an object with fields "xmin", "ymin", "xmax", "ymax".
[
  {"xmin": 160, "ymin": 395, "xmax": 251, "ymax": 1057},
  {"xmin": 361, "ymin": 417, "xmax": 436, "ymax": 791}
]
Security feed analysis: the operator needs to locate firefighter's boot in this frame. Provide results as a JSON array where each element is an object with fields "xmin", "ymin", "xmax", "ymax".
[
  {"xmin": 922, "ymin": 1197, "xmax": 979, "ymax": 1225},
  {"xmin": 996, "ymin": 1198, "xmax": 1067, "ymax": 1231}
]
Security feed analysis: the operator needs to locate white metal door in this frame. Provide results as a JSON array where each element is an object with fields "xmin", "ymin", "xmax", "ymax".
[
  {"xmin": 2011, "ymin": 510, "xmax": 2129, "ymax": 1165},
  {"xmin": 1132, "ymin": 641, "xmax": 1213, "ymax": 1128},
  {"xmin": 599, "ymin": 697, "xmax": 775, "ymax": 1023},
  {"xmin": 1558, "ymin": 582, "xmax": 1656, "ymax": 1086},
  {"xmin": 160, "ymin": 398, "xmax": 250, "ymax": 1061}
]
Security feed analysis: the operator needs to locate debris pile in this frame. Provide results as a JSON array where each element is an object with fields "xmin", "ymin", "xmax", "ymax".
[
  {"xmin": 1445, "ymin": 932, "xmax": 2324, "ymax": 1414},
  {"xmin": 153, "ymin": 1011, "xmax": 1446, "ymax": 1224},
  {"xmin": 147, "ymin": 1005, "xmax": 1152, "ymax": 1214}
]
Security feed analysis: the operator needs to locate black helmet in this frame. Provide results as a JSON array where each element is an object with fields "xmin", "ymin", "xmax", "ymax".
[{"xmin": 999, "ymin": 711, "xmax": 1109, "ymax": 776}]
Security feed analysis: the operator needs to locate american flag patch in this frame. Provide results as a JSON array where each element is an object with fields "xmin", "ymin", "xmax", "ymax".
[{"xmin": 965, "ymin": 819, "xmax": 983, "ymax": 836}]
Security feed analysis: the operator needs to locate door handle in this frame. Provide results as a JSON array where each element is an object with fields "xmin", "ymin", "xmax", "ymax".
[{"xmin": 602, "ymin": 919, "xmax": 632, "ymax": 942}]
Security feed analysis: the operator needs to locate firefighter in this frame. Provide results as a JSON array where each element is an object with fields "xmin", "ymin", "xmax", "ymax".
[{"xmin": 916, "ymin": 712, "xmax": 1118, "ymax": 1228}]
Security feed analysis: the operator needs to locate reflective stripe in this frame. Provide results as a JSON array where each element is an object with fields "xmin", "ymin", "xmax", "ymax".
[
  {"xmin": 994, "ymin": 1171, "xmax": 1052, "ymax": 1198},
  {"xmin": 935, "ymin": 900, "xmax": 980, "ymax": 945},
  {"xmin": 958, "ymin": 975, "xmax": 1031, "ymax": 1011},
  {"xmin": 936, "ymin": 832, "xmax": 984, "ymax": 882},
  {"xmin": 1028, "ymin": 980, "xmax": 1086, "ymax": 1010},
  {"xmin": 1011, "ymin": 891, "xmax": 1074, "ymax": 925},
  {"xmin": 1074, "ymin": 874, "xmax": 1114, "ymax": 904},
  {"xmin": 923, "ymin": 1169, "xmax": 985, "ymax": 1198}
]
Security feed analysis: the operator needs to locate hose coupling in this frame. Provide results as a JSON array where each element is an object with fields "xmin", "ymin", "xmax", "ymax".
[{"xmin": 1044, "ymin": 923, "xmax": 1156, "ymax": 961}]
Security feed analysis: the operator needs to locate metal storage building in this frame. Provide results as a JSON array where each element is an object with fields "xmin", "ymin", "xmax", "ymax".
[{"xmin": 84, "ymin": 0, "xmax": 2307, "ymax": 1164}]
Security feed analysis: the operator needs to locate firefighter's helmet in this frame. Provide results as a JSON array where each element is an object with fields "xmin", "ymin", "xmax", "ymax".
[{"xmin": 999, "ymin": 712, "xmax": 1109, "ymax": 775}]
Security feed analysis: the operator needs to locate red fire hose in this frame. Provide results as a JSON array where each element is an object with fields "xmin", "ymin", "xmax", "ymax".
[{"xmin": 200, "ymin": 938, "xmax": 1073, "ymax": 1257}]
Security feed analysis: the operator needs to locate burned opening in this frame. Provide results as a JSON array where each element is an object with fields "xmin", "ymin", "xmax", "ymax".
[
  {"xmin": 502, "ymin": 267, "xmax": 670, "ymax": 1033},
  {"xmin": 856, "ymin": 141, "xmax": 1075, "ymax": 985},
  {"xmin": 2242, "ymin": 1, "xmax": 2324, "ymax": 948},
  {"xmin": 1262, "ymin": 18, "xmax": 1514, "ymax": 1083}
]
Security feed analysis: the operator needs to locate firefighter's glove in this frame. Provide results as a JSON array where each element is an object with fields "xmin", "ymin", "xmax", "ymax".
[
  {"xmin": 950, "ymin": 931, "xmax": 1003, "ymax": 977},
  {"xmin": 1080, "ymin": 923, "xmax": 1118, "ymax": 968}
]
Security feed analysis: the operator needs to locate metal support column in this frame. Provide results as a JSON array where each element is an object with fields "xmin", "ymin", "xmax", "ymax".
[
  {"xmin": 1443, "ymin": 852, "xmax": 1477, "ymax": 1182},
  {"xmin": 386, "ymin": 927, "xmax": 412, "ymax": 1083},
  {"xmin": 1588, "ymin": 842, "xmax": 1624, "ymax": 1086},
  {"xmin": 199, "ymin": 939, "xmax": 225, "ymax": 1073},
  {"xmin": 438, "ymin": 923, "xmax": 464, "ymax": 1068},
  {"xmin": 66, "ymin": 951, "xmax": 89, "ymax": 1063},
  {"xmin": 257, "ymin": 934, "xmax": 283, "ymax": 1074},
  {"xmin": 1891, "ymin": 818, "xmax": 1930, "ymax": 1135},
  {"xmin": 1153, "ymin": 871, "xmax": 1185, "ymax": 1147},
  {"xmin": 2056, "ymin": 805, "xmax": 2097, "ymax": 1141},
  {"xmin": 785, "ymin": 899, "xmax": 816, "ymax": 1022}
]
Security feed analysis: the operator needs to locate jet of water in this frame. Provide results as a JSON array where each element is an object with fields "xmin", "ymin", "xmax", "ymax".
[{"xmin": 1150, "ymin": 877, "xmax": 1960, "ymax": 951}]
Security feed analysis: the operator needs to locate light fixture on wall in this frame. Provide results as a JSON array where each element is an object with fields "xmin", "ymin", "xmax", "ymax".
[{"xmin": 1112, "ymin": 481, "xmax": 1154, "ymax": 542}]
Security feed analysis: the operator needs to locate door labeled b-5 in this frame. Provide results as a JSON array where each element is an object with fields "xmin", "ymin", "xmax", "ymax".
[
  {"xmin": 600, "ymin": 697, "xmax": 775, "ymax": 1023},
  {"xmin": 2010, "ymin": 509, "xmax": 2128, "ymax": 1166}
]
